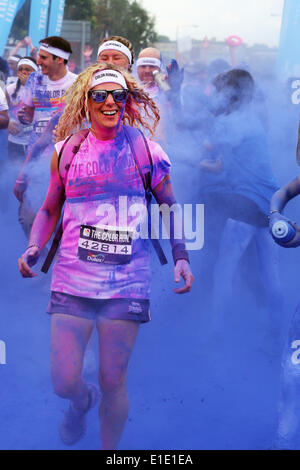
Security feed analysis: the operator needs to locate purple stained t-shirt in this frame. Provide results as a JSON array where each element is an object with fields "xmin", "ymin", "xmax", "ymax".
[{"xmin": 51, "ymin": 128, "xmax": 171, "ymax": 300}]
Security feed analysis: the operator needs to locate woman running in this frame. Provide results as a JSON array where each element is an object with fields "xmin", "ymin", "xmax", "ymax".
[{"xmin": 17, "ymin": 63, "xmax": 193, "ymax": 450}]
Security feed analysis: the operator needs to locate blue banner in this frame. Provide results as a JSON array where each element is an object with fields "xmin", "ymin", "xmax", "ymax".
[
  {"xmin": 277, "ymin": 0, "xmax": 300, "ymax": 79},
  {"xmin": 16, "ymin": 0, "xmax": 26, "ymax": 12},
  {"xmin": 0, "ymin": 0, "xmax": 25, "ymax": 56},
  {"xmin": 29, "ymin": 0, "xmax": 50, "ymax": 49},
  {"xmin": 48, "ymin": 0, "xmax": 65, "ymax": 36}
]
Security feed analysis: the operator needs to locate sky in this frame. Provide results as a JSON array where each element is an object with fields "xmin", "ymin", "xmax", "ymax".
[{"xmin": 140, "ymin": 0, "xmax": 285, "ymax": 47}]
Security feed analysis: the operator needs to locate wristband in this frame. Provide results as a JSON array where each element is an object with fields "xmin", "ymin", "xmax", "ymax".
[
  {"xmin": 269, "ymin": 209, "xmax": 280, "ymax": 215},
  {"xmin": 172, "ymin": 243, "xmax": 190, "ymax": 265},
  {"xmin": 26, "ymin": 244, "xmax": 40, "ymax": 252}
]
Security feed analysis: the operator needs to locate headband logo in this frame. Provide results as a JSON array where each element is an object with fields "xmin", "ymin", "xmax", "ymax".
[
  {"xmin": 105, "ymin": 42, "xmax": 122, "ymax": 48},
  {"xmin": 95, "ymin": 72, "xmax": 119, "ymax": 80}
]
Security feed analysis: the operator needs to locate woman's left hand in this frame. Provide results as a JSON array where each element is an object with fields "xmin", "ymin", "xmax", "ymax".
[
  {"xmin": 18, "ymin": 245, "xmax": 40, "ymax": 278},
  {"xmin": 174, "ymin": 259, "xmax": 194, "ymax": 294}
]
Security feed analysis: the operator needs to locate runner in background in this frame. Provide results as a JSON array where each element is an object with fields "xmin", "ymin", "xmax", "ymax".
[
  {"xmin": 136, "ymin": 47, "xmax": 183, "ymax": 145},
  {"xmin": 14, "ymin": 36, "xmax": 77, "ymax": 238},
  {"xmin": 97, "ymin": 36, "xmax": 134, "ymax": 72},
  {"xmin": 6, "ymin": 57, "xmax": 38, "ymax": 171}
]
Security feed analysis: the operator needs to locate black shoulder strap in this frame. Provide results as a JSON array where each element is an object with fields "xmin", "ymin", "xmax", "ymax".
[
  {"xmin": 123, "ymin": 126, "xmax": 168, "ymax": 266},
  {"xmin": 123, "ymin": 126, "xmax": 152, "ymax": 191}
]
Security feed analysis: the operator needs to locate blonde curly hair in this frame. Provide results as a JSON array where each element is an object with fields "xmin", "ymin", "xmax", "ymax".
[{"xmin": 56, "ymin": 63, "xmax": 160, "ymax": 141}]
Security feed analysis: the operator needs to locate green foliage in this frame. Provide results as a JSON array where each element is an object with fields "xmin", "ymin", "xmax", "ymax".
[
  {"xmin": 10, "ymin": 0, "xmax": 31, "ymax": 42},
  {"xmin": 80, "ymin": 0, "xmax": 158, "ymax": 54},
  {"xmin": 9, "ymin": 0, "xmax": 158, "ymax": 55}
]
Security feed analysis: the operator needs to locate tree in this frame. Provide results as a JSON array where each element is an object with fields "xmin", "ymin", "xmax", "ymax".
[
  {"xmin": 91, "ymin": 0, "xmax": 158, "ymax": 54},
  {"xmin": 10, "ymin": 0, "xmax": 31, "ymax": 42},
  {"xmin": 64, "ymin": 0, "xmax": 97, "ymax": 29},
  {"xmin": 9, "ymin": 0, "xmax": 158, "ymax": 56}
]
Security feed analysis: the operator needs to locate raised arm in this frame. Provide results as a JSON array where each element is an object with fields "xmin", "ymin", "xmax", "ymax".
[{"xmin": 18, "ymin": 149, "xmax": 65, "ymax": 277}]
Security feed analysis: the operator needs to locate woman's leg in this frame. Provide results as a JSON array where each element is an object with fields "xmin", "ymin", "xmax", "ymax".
[
  {"xmin": 50, "ymin": 313, "xmax": 94, "ymax": 410},
  {"xmin": 96, "ymin": 317, "xmax": 139, "ymax": 450}
]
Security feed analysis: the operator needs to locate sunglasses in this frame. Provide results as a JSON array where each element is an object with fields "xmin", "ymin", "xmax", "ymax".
[{"xmin": 88, "ymin": 89, "xmax": 129, "ymax": 103}]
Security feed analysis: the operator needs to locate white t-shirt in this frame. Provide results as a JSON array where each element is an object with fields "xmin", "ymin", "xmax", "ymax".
[
  {"xmin": 6, "ymin": 82, "xmax": 33, "ymax": 145},
  {"xmin": 21, "ymin": 69, "xmax": 77, "ymax": 142},
  {"xmin": 0, "ymin": 87, "xmax": 8, "ymax": 111}
]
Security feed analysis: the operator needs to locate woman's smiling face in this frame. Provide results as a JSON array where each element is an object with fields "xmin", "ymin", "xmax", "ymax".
[{"xmin": 88, "ymin": 82, "xmax": 126, "ymax": 134}]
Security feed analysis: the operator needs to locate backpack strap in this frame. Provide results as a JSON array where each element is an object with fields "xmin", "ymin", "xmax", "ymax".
[
  {"xmin": 41, "ymin": 130, "xmax": 90, "ymax": 273},
  {"xmin": 123, "ymin": 126, "xmax": 168, "ymax": 266},
  {"xmin": 123, "ymin": 126, "xmax": 153, "ymax": 192},
  {"xmin": 58, "ymin": 129, "xmax": 90, "ymax": 182}
]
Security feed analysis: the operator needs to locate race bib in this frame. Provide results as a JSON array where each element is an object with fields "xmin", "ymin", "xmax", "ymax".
[
  {"xmin": 77, "ymin": 224, "xmax": 133, "ymax": 265},
  {"xmin": 34, "ymin": 119, "xmax": 49, "ymax": 134}
]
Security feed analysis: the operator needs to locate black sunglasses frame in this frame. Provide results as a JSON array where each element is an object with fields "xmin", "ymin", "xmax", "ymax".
[{"xmin": 88, "ymin": 89, "xmax": 129, "ymax": 103}]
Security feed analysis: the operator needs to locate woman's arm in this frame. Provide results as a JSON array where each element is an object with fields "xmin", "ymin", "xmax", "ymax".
[
  {"xmin": 270, "ymin": 175, "xmax": 300, "ymax": 213},
  {"xmin": 270, "ymin": 175, "xmax": 300, "ymax": 248},
  {"xmin": 152, "ymin": 174, "xmax": 194, "ymax": 294},
  {"xmin": 18, "ymin": 150, "xmax": 65, "ymax": 277}
]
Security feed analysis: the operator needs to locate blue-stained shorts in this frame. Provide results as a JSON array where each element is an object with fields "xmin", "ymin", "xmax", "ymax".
[{"xmin": 47, "ymin": 291, "xmax": 151, "ymax": 323}]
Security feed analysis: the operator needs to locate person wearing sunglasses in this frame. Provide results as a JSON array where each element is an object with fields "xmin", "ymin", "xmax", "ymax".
[{"xmin": 17, "ymin": 64, "xmax": 194, "ymax": 450}]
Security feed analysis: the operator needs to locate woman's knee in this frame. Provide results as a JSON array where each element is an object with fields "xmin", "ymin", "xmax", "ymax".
[
  {"xmin": 52, "ymin": 370, "xmax": 82, "ymax": 399},
  {"xmin": 98, "ymin": 368, "xmax": 127, "ymax": 395}
]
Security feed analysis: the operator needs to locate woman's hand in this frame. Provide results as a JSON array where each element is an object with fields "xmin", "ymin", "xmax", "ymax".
[
  {"xmin": 174, "ymin": 259, "xmax": 194, "ymax": 294},
  {"xmin": 269, "ymin": 212, "xmax": 300, "ymax": 247},
  {"xmin": 14, "ymin": 178, "xmax": 27, "ymax": 202},
  {"xmin": 18, "ymin": 245, "xmax": 40, "ymax": 278}
]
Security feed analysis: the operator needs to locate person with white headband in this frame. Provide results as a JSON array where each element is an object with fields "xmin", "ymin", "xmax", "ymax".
[
  {"xmin": 17, "ymin": 63, "xmax": 194, "ymax": 450},
  {"xmin": 137, "ymin": 47, "xmax": 162, "ymax": 91},
  {"xmin": 97, "ymin": 35, "xmax": 134, "ymax": 71},
  {"xmin": 6, "ymin": 57, "xmax": 38, "ymax": 169},
  {"xmin": 18, "ymin": 36, "xmax": 76, "ymax": 144},
  {"xmin": 15, "ymin": 36, "xmax": 77, "ymax": 238}
]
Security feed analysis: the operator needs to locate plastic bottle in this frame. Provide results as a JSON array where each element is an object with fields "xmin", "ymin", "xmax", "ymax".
[
  {"xmin": 271, "ymin": 220, "xmax": 296, "ymax": 243},
  {"xmin": 153, "ymin": 70, "xmax": 171, "ymax": 92}
]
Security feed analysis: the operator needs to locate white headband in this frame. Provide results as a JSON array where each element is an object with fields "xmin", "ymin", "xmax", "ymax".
[
  {"xmin": 17, "ymin": 58, "xmax": 39, "ymax": 72},
  {"xmin": 137, "ymin": 57, "xmax": 161, "ymax": 69},
  {"xmin": 97, "ymin": 41, "xmax": 132, "ymax": 64},
  {"xmin": 39, "ymin": 44, "xmax": 70, "ymax": 61},
  {"xmin": 90, "ymin": 70, "xmax": 128, "ymax": 90},
  {"xmin": 9, "ymin": 56, "xmax": 20, "ymax": 62}
]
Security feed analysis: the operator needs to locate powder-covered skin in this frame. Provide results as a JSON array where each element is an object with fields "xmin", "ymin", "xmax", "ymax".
[{"xmin": 51, "ymin": 129, "xmax": 171, "ymax": 299}]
